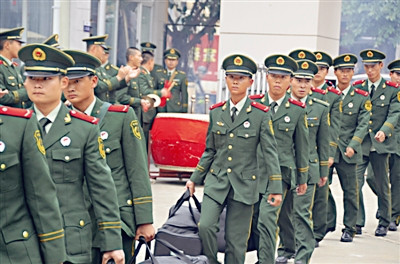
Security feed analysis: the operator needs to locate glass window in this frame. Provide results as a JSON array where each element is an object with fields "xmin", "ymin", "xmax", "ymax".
[
  {"xmin": 141, "ymin": 5, "xmax": 151, "ymax": 43},
  {"xmin": 0, "ymin": 0, "xmax": 23, "ymax": 28},
  {"xmin": 26, "ymin": 0, "xmax": 53, "ymax": 43},
  {"xmin": 116, "ymin": 1, "xmax": 138, "ymax": 66}
]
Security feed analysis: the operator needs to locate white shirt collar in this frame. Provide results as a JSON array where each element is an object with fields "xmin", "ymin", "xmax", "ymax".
[
  {"xmin": 317, "ymin": 83, "xmax": 325, "ymax": 89},
  {"xmin": 291, "ymin": 93, "xmax": 308, "ymax": 103},
  {"xmin": 0, "ymin": 54, "xmax": 13, "ymax": 66},
  {"xmin": 72, "ymin": 97, "xmax": 96, "ymax": 116},
  {"xmin": 34, "ymin": 101, "xmax": 62, "ymax": 123},
  {"xmin": 267, "ymin": 93, "xmax": 285, "ymax": 106},
  {"xmin": 368, "ymin": 77, "xmax": 382, "ymax": 90},
  {"xmin": 341, "ymin": 85, "xmax": 352, "ymax": 98},
  {"xmin": 230, "ymin": 96, "xmax": 247, "ymax": 114}
]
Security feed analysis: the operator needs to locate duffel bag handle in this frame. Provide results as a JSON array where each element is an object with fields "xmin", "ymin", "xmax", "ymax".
[
  {"xmin": 169, "ymin": 189, "xmax": 202, "ymax": 217},
  {"xmin": 155, "ymin": 238, "xmax": 193, "ymax": 264},
  {"xmin": 129, "ymin": 236, "xmax": 160, "ymax": 264}
]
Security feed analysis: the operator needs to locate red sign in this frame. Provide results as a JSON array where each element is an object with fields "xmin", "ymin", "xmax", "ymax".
[{"xmin": 192, "ymin": 35, "xmax": 219, "ymax": 82}]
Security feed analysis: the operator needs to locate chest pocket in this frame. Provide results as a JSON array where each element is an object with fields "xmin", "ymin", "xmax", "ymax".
[
  {"xmin": 237, "ymin": 129, "xmax": 256, "ymax": 139},
  {"xmin": 307, "ymin": 118, "xmax": 320, "ymax": 128},
  {"xmin": 104, "ymin": 139, "xmax": 122, "ymax": 169},
  {"xmin": 212, "ymin": 126, "xmax": 227, "ymax": 136},
  {"xmin": 278, "ymin": 122, "xmax": 295, "ymax": 132},
  {"xmin": 373, "ymin": 94, "xmax": 390, "ymax": 108},
  {"xmin": 5, "ymin": 75, "xmax": 18, "ymax": 88},
  {"xmin": 0, "ymin": 153, "xmax": 21, "ymax": 192},
  {"xmin": 51, "ymin": 148, "xmax": 82, "ymax": 183}
]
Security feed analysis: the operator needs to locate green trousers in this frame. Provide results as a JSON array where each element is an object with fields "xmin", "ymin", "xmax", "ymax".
[
  {"xmin": 199, "ymin": 189, "xmax": 253, "ymax": 264},
  {"xmin": 357, "ymin": 152, "xmax": 391, "ymax": 227},
  {"xmin": 312, "ymin": 175, "xmax": 329, "ymax": 241}
]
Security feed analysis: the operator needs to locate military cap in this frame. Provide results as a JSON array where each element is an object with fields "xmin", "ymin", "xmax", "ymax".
[
  {"xmin": 222, "ymin": 54, "xmax": 257, "ymax": 77},
  {"xmin": 0, "ymin": 27, "xmax": 24, "ymax": 43},
  {"xmin": 293, "ymin": 59, "xmax": 318, "ymax": 79},
  {"xmin": 333, "ymin": 53, "xmax": 358, "ymax": 69},
  {"xmin": 289, "ymin": 49, "xmax": 317, "ymax": 62},
  {"xmin": 360, "ymin": 49, "xmax": 385, "ymax": 65},
  {"xmin": 43, "ymin": 34, "xmax": 60, "ymax": 48},
  {"xmin": 18, "ymin": 44, "xmax": 74, "ymax": 76},
  {"xmin": 82, "ymin": 34, "xmax": 108, "ymax": 49},
  {"xmin": 314, "ymin": 51, "xmax": 333, "ymax": 68},
  {"xmin": 264, "ymin": 54, "xmax": 298, "ymax": 75},
  {"xmin": 163, "ymin": 48, "xmax": 181, "ymax": 59},
  {"xmin": 141, "ymin": 42, "xmax": 156, "ymax": 53},
  {"xmin": 387, "ymin": 59, "xmax": 400, "ymax": 74},
  {"xmin": 103, "ymin": 45, "xmax": 111, "ymax": 54},
  {"xmin": 63, "ymin": 50, "xmax": 101, "ymax": 79}
]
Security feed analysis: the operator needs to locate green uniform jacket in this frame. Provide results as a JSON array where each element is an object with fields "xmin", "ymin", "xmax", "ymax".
[
  {"xmin": 41, "ymin": 104, "xmax": 122, "ymax": 263},
  {"xmin": 0, "ymin": 56, "xmax": 30, "ymax": 108},
  {"xmin": 355, "ymin": 79, "xmax": 400, "ymax": 155},
  {"xmin": 153, "ymin": 68, "xmax": 188, "ymax": 113},
  {"xmin": 103, "ymin": 62, "xmax": 119, "ymax": 103},
  {"xmin": 190, "ymin": 98, "xmax": 281, "ymax": 204},
  {"xmin": 0, "ymin": 108, "xmax": 66, "ymax": 264},
  {"xmin": 256, "ymin": 94, "xmax": 310, "ymax": 186},
  {"xmin": 305, "ymin": 97, "xmax": 330, "ymax": 183},
  {"xmin": 95, "ymin": 65, "xmax": 127, "ymax": 103},
  {"xmin": 139, "ymin": 68, "xmax": 159, "ymax": 124},
  {"xmin": 310, "ymin": 83, "xmax": 342, "ymax": 159},
  {"xmin": 335, "ymin": 86, "xmax": 370, "ymax": 164},
  {"xmin": 90, "ymin": 99, "xmax": 153, "ymax": 237}
]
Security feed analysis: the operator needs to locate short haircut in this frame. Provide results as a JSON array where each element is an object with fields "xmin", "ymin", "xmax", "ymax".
[
  {"xmin": 141, "ymin": 52, "xmax": 154, "ymax": 65},
  {"xmin": 0, "ymin": 39, "xmax": 10, "ymax": 50},
  {"xmin": 126, "ymin": 47, "xmax": 140, "ymax": 62}
]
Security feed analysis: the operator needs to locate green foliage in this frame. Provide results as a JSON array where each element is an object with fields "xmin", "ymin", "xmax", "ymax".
[{"xmin": 341, "ymin": 0, "xmax": 400, "ymax": 48}]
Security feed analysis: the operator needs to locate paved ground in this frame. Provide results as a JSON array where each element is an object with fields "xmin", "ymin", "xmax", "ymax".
[{"xmin": 141, "ymin": 169, "xmax": 400, "ymax": 264}]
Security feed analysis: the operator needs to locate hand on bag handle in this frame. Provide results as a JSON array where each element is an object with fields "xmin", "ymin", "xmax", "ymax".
[
  {"xmin": 170, "ymin": 189, "xmax": 202, "ymax": 217},
  {"xmin": 129, "ymin": 236, "xmax": 159, "ymax": 264}
]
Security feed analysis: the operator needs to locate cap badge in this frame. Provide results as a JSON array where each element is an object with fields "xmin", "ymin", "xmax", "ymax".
[
  {"xmin": 298, "ymin": 51, "xmax": 306, "ymax": 59},
  {"xmin": 344, "ymin": 55, "xmax": 351, "ymax": 62},
  {"xmin": 316, "ymin": 53, "xmax": 322, "ymax": 60},
  {"xmin": 146, "ymin": 43, "xmax": 151, "ymax": 47},
  {"xmin": 60, "ymin": 136, "xmax": 71, "ymax": 147},
  {"xmin": 234, "ymin": 56, "xmax": 243, "ymax": 66},
  {"xmin": 301, "ymin": 61, "xmax": 309, "ymax": 69},
  {"xmin": 276, "ymin": 56, "xmax": 285, "ymax": 65},
  {"xmin": 367, "ymin": 51, "xmax": 373, "ymax": 58},
  {"xmin": 0, "ymin": 141, "xmax": 5, "ymax": 152},
  {"xmin": 170, "ymin": 49, "xmax": 175, "ymax": 54},
  {"xmin": 244, "ymin": 121, "xmax": 250, "ymax": 128},
  {"xmin": 32, "ymin": 48, "xmax": 46, "ymax": 61}
]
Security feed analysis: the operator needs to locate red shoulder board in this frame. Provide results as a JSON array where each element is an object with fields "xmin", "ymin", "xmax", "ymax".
[
  {"xmin": 209, "ymin": 101, "xmax": 226, "ymax": 110},
  {"xmin": 108, "ymin": 104, "xmax": 129, "ymax": 113},
  {"xmin": 0, "ymin": 106, "xmax": 33, "ymax": 118},
  {"xmin": 327, "ymin": 86, "xmax": 342, "ymax": 95},
  {"xmin": 0, "ymin": 60, "xmax": 3, "ymax": 65},
  {"xmin": 251, "ymin": 101, "xmax": 270, "ymax": 112},
  {"xmin": 352, "ymin": 79, "xmax": 365, "ymax": 86},
  {"xmin": 289, "ymin": 98, "xmax": 306, "ymax": 108},
  {"xmin": 248, "ymin": 94, "xmax": 265, "ymax": 100},
  {"xmin": 311, "ymin": 87, "xmax": 327, "ymax": 95},
  {"xmin": 354, "ymin": 88, "xmax": 369, "ymax": 97},
  {"xmin": 69, "ymin": 110, "xmax": 99, "ymax": 124},
  {"xmin": 386, "ymin": 80, "xmax": 399, "ymax": 88}
]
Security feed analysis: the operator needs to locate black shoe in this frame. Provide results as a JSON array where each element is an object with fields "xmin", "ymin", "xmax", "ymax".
[
  {"xmin": 275, "ymin": 256, "xmax": 289, "ymax": 264},
  {"xmin": 376, "ymin": 210, "xmax": 380, "ymax": 219},
  {"xmin": 375, "ymin": 225, "xmax": 388, "ymax": 236},
  {"xmin": 356, "ymin": 225, "xmax": 362, "ymax": 235},
  {"xmin": 325, "ymin": 226, "xmax": 335, "ymax": 234},
  {"xmin": 340, "ymin": 230, "xmax": 353, "ymax": 242},
  {"xmin": 388, "ymin": 221, "xmax": 397, "ymax": 231},
  {"xmin": 315, "ymin": 240, "xmax": 319, "ymax": 248}
]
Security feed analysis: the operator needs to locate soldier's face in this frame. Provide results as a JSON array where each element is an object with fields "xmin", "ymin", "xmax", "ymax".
[
  {"xmin": 390, "ymin": 71, "xmax": 400, "ymax": 84},
  {"xmin": 8, "ymin": 40, "xmax": 22, "ymax": 59},
  {"xmin": 290, "ymin": 77, "xmax": 312, "ymax": 100},
  {"xmin": 25, "ymin": 75, "xmax": 68, "ymax": 106},
  {"xmin": 334, "ymin": 68, "xmax": 354, "ymax": 87},
  {"xmin": 165, "ymin": 58, "xmax": 178, "ymax": 70},
  {"xmin": 64, "ymin": 75, "xmax": 98, "ymax": 106},
  {"xmin": 267, "ymin": 73, "xmax": 291, "ymax": 98},
  {"xmin": 314, "ymin": 66, "xmax": 328, "ymax": 83},
  {"xmin": 130, "ymin": 50, "xmax": 143, "ymax": 68},
  {"xmin": 364, "ymin": 62, "xmax": 383, "ymax": 82},
  {"xmin": 225, "ymin": 74, "xmax": 253, "ymax": 98}
]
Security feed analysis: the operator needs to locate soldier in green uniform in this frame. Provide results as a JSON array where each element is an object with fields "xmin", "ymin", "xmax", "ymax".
[
  {"xmin": 83, "ymin": 35, "xmax": 133, "ymax": 103},
  {"xmin": 0, "ymin": 106, "xmax": 66, "ymax": 264},
  {"xmin": 275, "ymin": 59, "xmax": 329, "ymax": 264},
  {"xmin": 20, "ymin": 43, "xmax": 125, "ymax": 264},
  {"xmin": 0, "ymin": 27, "xmax": 30, "ymax": 108},
  {"xmin": 63, "ymin": 50, "xmax": 155, "ymax": 262},
  {"xmin": 353, "ymin": 49, "xmax": 400, "ymax": 236},
  {"xmin": 186, "ymin": 54, "xmax": 281, "ymax": 264},
  {"xmin": 153, "ymin": 48, "xmax": 188, "ymax": 113},
  {"xmin": 101, "ymin": 46, "xmax": 119, "ymax": 104},
  {"xmin": 248, "ymin": 54, "xmax": 309, "ymax": 264},
  {"xmin": 329, "ymin": 54, "xmax": 370, "ymax": 242},
  {"xmin": 140, "ymin": 42, "xmax": 163, "ymax": 79}
]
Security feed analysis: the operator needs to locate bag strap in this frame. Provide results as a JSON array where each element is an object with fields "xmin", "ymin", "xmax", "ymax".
[
  {"xmin": 155, "ymin": 238, "xmax": 193, "ymax": 264},
  {"xmin": 130, "ymin": 236, "xmax": 159, "ymax": 264},
  {"xmin": 98, "ymin": 102, "xmax": 112, "ymax": 125},
  {"xmin": 170, "ymin": 189, "xmax": 202, "ymax": 217}
]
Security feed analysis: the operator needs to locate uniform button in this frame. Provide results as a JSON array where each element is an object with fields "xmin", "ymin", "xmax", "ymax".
[
  {"xmin": 370, "ymin": 112, "xmax": 372, "ymax": 116},
  {"xmin": 167, "ymin": 98, "xmax": 170, "ymax": 101},
  {"xmin": 228, "ymin": 157, "xmax": 232, "ymax": 161},
  {"xmin": 228, "ymin": 145, "xmax": 233, "ymax": 150},
  {"xmin": 65, "ymin": 156, "xmax": 70, "ymax": 161},
  {"xmin": 229, "ymin": 133, "xmax": 234, "ymax": 138},
  {"xmin": 285, "ymin": 128, "xmax": 289, "ymax": 132},
  {"xmin": 227, "ymin": 168, "xmax": 232, "ymax": 173},
  {"xmin": 381, "ymin": 104, "xmax": 384, "ymax": 107},
  {"xmin": 315, "ymin": 159, "xmax": 318, "ymax": 162},
  {"xmin": 217, "ymin": 131, "xmax": 220, "ymax": 135},
  {"xmin": 311, "ymin": 124, "xmax": 314, "ymax": 127},
  {"xmin": 369, "ymin": 120, "xmax": 372, "ymax": 124},
  {"xmin": 0, "ymin": 164, "xmax": 5, "ymax": 170},
  {"xmin": 252, "ymin": 175, "xmax": 256, "ymax": 180},
  {"xmin": 210, "ymin": 169, "xmax": 214, "ymax": 173},
  {"xmin": 127, "ymin": 199, "xmax": 133, "ymax": 205},
  {"xmin": 349, "ymin": 112, "xmax": 352, "ymax": 115},
  {"xmin": 389, "ymin": 133, "xmax": 392, "ymax": 137},
  {"xmin": 22, "ymin": 231, "xmax": 29, "ymax": 238},
  {"xmin": 106, "ymin": 148, "xmax": 111, "ymax": 153},
  {"xmin": 11, "ymin": 83, "xmax": 15, "ymax": 86},
  {"xmin": 315, "ymin": 146, "xmax": 318, "ymax": 150},
  {"xmin": 369, "ymin": 129, "xmax": 372, "ymax": 132},
  {"xmin": 245, "ymin": 134, "xmax": 249, "ymax": 138},
  {"xmin": 79, "ymin": 220, "xmax": 85, "ymax": 227}
]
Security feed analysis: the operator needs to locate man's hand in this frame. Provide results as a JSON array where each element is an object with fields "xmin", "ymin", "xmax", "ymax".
[
  {"xmin": 267, "ymin": 193, "xmax": 282, "ymax": 207},
  {"xmin": 344, "ymin": 146, "xmax": 355, "ymax": 158},
  {"xmin": 185, "ymin": 180, "xmax": 195, "ymax": 196},
  {"xmin": 116, "ymin": 65, "xmax": 131, "ymax": 82},
  {"xmin": 318, "ymin": 177, "xmax": 328, "ymax": 187},
  {"xmin": 328, "ymin": 157, "xmax": 334, "ymax": 167},
  {"xmin": 135, "ymin": 223, "xmax": 155, "ymax": 242},
  {"xmin": 160, "ymin": 88, "xmax": 171, "ymax": 98},
  {"xmin": 125, "ymin": 68, "xmax": 140, "ymax": 82},
  {"xmin": 296, "ymin": 183, "xmax": 307, "ymax": 195},
  {"xmin": 0, "ymin": 89, "xmax": 9, "ymax": 98},
  {"xmin": 102, "ymin": 249, "xmax": 124, "ymax": 264},
  {"xmin": 375, "ymin": 131, "xmax": 386, "ymax": 143},
  {"xmin": 141, "ymin": 99, "xmax": 151, "ymax": 112}
]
